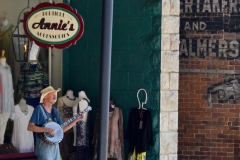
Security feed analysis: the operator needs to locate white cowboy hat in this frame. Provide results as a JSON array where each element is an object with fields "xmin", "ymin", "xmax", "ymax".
[{"xmin": 40, "ymin": 86, "xmax": 61, "ymax": 103}]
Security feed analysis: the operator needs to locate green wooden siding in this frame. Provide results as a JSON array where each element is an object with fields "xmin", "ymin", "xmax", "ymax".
[{"xmin": 63, "ymin": 0, "xmax": 161, "ymax": 159}]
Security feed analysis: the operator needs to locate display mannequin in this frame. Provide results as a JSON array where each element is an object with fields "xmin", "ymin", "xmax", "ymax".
[
  {"xmin": 0, "ymin": 50, "xmax": 6, "ymax": 67},
  {"xmin": 11, "ymin": 99, "xmax": 34, "ymax": 153},
  {"xmin": 57, "ymin": 90, "xmax": 79, "ymax": 122},
  {"xmin": 18, "ymin": 98, "xmax": 28, "ymax": 115},
  {"xmin": 0, "ymin": 17, "xmax": 11, "ymax": 31},
  {"xmin": 109, "ymin": 100, "xmax": 115, "ymax": 112},
  {"xmin": 73, "ymin": 91, "xmax": 91, "ymax": 160},
  {"xmin": 57, "ymin": 90, "xmax": 79, "ymax": 160},
  {"xmin": 0, "ymin": 50, "xmax": 15, "ymax": 144},
  {"xmin": 73, "ymin": 91, "xmax": 89, "ymax": 145},
  {"xmin": 0, "ymin": 18, "xmax": 15, "ymax": 81},
  {"xmin": 92, "ymin": 100, "xmax": 125, "ymax": 160}
]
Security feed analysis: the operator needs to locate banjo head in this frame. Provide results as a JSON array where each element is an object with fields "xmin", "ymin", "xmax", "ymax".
[{"xmin": 43, "ymin": 121, "xmax": 64, "ymax": 144}]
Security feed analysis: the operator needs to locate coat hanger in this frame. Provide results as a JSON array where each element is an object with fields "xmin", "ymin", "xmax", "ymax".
[{"xmin": 137, "ymin": 88, "xmax": 147, "ymax": 110}]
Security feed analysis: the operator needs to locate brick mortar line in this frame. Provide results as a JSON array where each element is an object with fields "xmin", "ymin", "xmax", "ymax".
[{"xmin": 180, "ymin": 69, "xmax": 240, "ymax": 74}]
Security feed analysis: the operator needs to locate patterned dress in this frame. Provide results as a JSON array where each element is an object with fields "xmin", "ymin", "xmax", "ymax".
[
  {"xmin": 57, "ymin": 97, "xmax": 79, "ymax": 160},
  {"xmin": 17, "ymin": 62, "xmax": 48, "ymax": 107},
  {"xmin": 75, "ymin": 98, "xmax": 91, "ymax": 160}
]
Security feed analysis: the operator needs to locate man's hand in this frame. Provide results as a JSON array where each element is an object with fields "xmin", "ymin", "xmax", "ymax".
[
  {"xmin": 75, "ymin": 114, "xmax": 84, "ymax": 122},
  {"xmin": 63, "ymin": 114, "xmax": 85, "ymax": 133},
  {"xmin": 47, "ymin": 128, "xmax": 56, "ymax": 136}
]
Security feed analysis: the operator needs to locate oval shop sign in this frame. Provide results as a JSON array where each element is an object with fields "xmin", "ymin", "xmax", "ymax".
[{"xmin": 23, "ymin": 2, "xmax": 84, "ymax": 49}]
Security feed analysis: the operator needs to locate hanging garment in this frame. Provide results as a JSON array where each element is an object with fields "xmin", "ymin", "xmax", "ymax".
[
  {"xmin": 0, "ymin": 62, "xmax": 14, "ymax": 114},
  {"xmin": 126, "ymin": 108, "xmax": 153, "ymax": 157},
  {"xmin": 0, "ymin": 25, "xmax": 15, "ymax": 80},
  {"xmin": 76, "ymin": 98, "xmax": 90, "ymax": 160},
  {"xmin": 57, "ymin": 97, "xmax": 79, "ymax": 160},
  {"xmin": 128, "ymin": 148, "xmax": 146, "ymax": 160},
  {"xmin": 57, "ymin": 97, "xmax": 79, "ymax": 122},
  {"xmin": 0, "ymin": 112, "xmax": 10, "ymax": 144},
  {"xmin": 17, "ymin": 62, "xmax": 48, "ymax": 107},
  {"xmin": 93, "ymin": 107, "xmax": 125, "ymax": 160},
  {"xmin": 11, "ymin": 104, "xmax": 34, "ymax": 153}
]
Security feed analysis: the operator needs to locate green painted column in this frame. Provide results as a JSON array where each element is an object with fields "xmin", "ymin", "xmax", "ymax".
[{"xmin": 63, "ymin": 0, "xmax": 161, "ymax": 159}]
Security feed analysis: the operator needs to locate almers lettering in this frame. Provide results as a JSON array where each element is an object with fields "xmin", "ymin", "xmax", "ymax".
[{"xmin": 180, "ymin": 39, "xmax": 240, "ymax": 58}]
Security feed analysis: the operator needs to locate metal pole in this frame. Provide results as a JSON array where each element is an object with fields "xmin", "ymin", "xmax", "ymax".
[
  {"xmin": 48, "ymin": 0, "xmax": 53, "ymax": 85},
  {"xmin": 97, "ymin": 0, "xmax": 114, "ymax": 159}
]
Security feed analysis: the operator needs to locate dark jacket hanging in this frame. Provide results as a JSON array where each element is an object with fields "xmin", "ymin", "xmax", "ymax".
[{"xmin": 126, "ymin": 108, "xmax": 154, "ymax": 154}]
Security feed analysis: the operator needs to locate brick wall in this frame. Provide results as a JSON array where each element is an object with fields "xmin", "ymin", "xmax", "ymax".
[
  {"xmin": 179, "ymin": 57, "xmax": 240, "ymax": 159},
  {"xmin": 179, "ymin": 0, "xmax": 240, "ymax": 159}
]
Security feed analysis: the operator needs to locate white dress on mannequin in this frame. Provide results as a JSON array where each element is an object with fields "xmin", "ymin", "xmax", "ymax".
[
  {"xmin": 11, "ymin": 99, "xmax": 34, "ymax": 153},
  {"xmin": 0, "ymin": 51, "xmax": 14, "ymax": 144}
]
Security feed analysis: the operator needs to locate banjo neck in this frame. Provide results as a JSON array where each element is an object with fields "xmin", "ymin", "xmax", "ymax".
[{"xmin": 60, "ymin": 106, "xmax": 91, "ymax": 128}]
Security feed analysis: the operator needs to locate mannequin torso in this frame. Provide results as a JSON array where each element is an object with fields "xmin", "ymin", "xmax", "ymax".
[
  {"xmin": 0, "ymin": 50, "xmax": 7, "ymax": 67},
  {"xmin": 72, "ymin": 91, "xmax": 90, "ymax": 146},
  {"xmin": 0, "ymin": 50, "xmax": 6, "ymax": 67},
  {"xmin": 18, "ymin": 98, "xmax": 28, "ymax": 115},
  {"xmin": 60, "ymin": 90, "xmax": 78, "ymax": 107},
  {"xmin": 0, "ymin": 57, "xmax": 6, "ymax": 67},
  {"xmin": 0, "ymin": 18, "xmax": 11, "ymax": 32},
  {"xmin": 58, "ymin": 90, "xmax": 79, "ymax": 122},
  {"xmin": 73, "ymin": 91, "xmax": 90, "ymax": 121},
  {"xmin": 57, "ymin": 90, "xmax": 79, "ymax": 160}
]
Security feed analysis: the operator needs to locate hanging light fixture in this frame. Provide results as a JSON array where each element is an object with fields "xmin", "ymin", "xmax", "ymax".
[{"xmin": 10, "ymin": 0, "xmax": 39, "ymax": 62}]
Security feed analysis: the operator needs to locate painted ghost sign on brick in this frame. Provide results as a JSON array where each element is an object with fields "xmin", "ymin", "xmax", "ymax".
[
  {"xmin": 180, "ymin": 0, "xmax": 240, "ymax": 59},
  {"xmin": 207, "ymin": 78, "xmax": 240, "ymax": 105}
]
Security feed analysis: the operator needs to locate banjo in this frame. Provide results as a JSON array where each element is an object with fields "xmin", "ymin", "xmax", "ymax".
[{"xmin": 41, "ymin": 106, "xmax": 92, "ymax": 145}]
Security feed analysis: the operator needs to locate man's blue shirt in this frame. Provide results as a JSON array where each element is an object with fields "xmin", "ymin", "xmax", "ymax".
[{"xmin": 29, "ymin": 104, "xmax": 63, "ymax": 139}]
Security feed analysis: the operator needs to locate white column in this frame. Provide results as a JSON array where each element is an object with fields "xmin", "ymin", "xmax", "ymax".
[{"xmin": 160, "ymin": 0, "xmax": 180, "ymax": 159}]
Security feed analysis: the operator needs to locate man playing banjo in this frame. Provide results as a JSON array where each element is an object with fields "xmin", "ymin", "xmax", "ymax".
[{"xmin": 28, "ymin": 86, "xmax": 85, "ymax": 160}]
